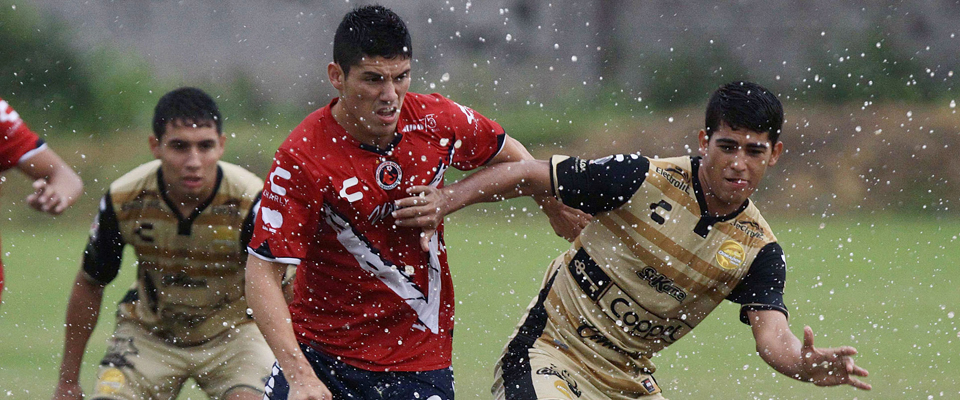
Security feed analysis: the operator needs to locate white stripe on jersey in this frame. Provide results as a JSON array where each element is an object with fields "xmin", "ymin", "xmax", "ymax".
[{"xmin": 323, "ymin": 203, "xmax": 442, "ymax": 334}]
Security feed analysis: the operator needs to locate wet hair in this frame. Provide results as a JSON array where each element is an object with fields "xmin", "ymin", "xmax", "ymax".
[
  {"xmin": 704, "ymin": 81, "xmax": 784, "ymax": 143},
  {"xmin": 334, "ymin": 5, "xmax": 412, "ymax": 77},
  {"xmin": 152, "ymin": 87, "xmax": 222, "ymax": 139}
]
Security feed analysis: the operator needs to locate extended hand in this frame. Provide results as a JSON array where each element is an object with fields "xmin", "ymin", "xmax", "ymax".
[
  {"xmin": 393, "ymin": 186, "xmax": 448, "ymax": 252},
  {"xmin": 27, "ymin": 178, "xmax": 76, "ymax": 215},
  {"xmin": 799, "ymin": 326, "xmax": 871, "ymax": 390}
]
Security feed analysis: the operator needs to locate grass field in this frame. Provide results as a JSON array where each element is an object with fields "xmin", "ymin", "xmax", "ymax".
[{"xmin": 1, "ymin": 202, "xmax": 958, "ymax": 399}]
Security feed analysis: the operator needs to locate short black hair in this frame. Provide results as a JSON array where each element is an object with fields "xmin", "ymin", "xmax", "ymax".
[
  {"xmin": 705, "ymin": 81, "xmax": 784, "ymax": 144},
  {"xmin": 152, "ymin": 87, "xmax": 222, "ymax": 139},
  {"xmin": 334, "ymin": 5, "xmax": 412, "ymax": 77}
]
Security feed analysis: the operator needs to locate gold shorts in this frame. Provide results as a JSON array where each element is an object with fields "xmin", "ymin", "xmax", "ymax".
[
  {"xmin": 492, "ymin": 335, "xmax": 667, "ymax": 400},
  {"xmin": 91, "ymin": 320, "xmax": 274, "ymax": 400}
]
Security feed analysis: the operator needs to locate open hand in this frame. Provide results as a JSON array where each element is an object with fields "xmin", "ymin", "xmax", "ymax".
[
  {"xmin": 799, "ymin": 326, "xmax": 871, "ymax": 390},
  {"xmin": 26, "ymin": 178, "xmax": 75, "ymax": 215}
]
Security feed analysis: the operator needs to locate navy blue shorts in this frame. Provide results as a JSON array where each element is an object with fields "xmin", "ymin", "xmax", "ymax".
[{"xmin": 263, "ymin": 343, "xmax": 455, "ymax": 400}]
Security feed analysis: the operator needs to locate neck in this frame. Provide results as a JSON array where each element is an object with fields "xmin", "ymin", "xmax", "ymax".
[{"xmin": 331, "ymin": 100, "xmax": 396, "ymax": 149}]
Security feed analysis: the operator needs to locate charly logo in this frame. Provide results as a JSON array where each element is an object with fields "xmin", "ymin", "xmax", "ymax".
[
  {"xmin": 716, "ymin": 240, "xmax": 745, "ymax": 269},
  {"xmin": 376, "ymin": 160, "xmax": 402, "ymax": 190}
]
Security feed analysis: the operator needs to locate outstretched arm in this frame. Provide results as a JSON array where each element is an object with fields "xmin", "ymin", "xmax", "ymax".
[
  {"xmin": 393, "ymin": 159, "xmax": 552, "ymax": 249},
  {"xmin": 487, "ymin": 136, "xmax": 589, "ymax": 241},
  {"xmin": 245, "ymin": 256, "xmax": 331, "ymax": 400},
  {"xmin": 18, "ymin": 148, "xmax": 83, "ymax": 215},
  {"xmin": 748, "ymin": 310, "xmax": 871, "ymax": 390},
  {"xmin": 53, "ymin": 270, "xmax": 106, "ymax": 400}
]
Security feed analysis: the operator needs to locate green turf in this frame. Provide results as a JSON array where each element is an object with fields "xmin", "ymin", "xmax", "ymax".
[{"xmin": 1, "ymin": 205, "xmax": 958, "ymax": 399}]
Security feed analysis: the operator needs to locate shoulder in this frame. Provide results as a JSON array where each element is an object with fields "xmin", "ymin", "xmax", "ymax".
[
  {"xmin": 217, "ymin": 161, "xmax": 264, "ymax": 198},
  {"xmin": 108, "ymin": 160, "xmax": 162, "ymax": 202}
]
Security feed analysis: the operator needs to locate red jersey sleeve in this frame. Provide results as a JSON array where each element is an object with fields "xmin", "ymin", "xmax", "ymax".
[
  {"xmin": 247, "ymin": 149, "xmax": 322, "ymax": 265},
  {"xmin": 436, "ymin": 96, "xmax": 505, "ymax": 171},
  {"xmin": 0, "ymin": 98, "xmax": 46, "ymax": 171}
]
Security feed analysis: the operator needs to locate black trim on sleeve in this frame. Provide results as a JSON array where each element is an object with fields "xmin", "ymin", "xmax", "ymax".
[
  {"xmin": 480, "ymin": 133, "xmax": 507, "ymax": 166},
  {"xmin": 82, "ymin": 192, "xmax": 126, "ymax": 285},
  {"xmin": 240, "ymin": 193, "xmax": 261, "ymax": 249},
  {"xmin": 727, "ymin": 242, "xmax": 789, "ymax": 325},
  {"xmin": 553, "ymin": 154, "xmax": 649, "ymax": 215}
]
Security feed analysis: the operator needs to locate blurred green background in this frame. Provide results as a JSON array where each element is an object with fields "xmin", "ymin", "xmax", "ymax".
[{"xmin": 1, "ymin": 0, "xmax": 959, "ymax": 399}]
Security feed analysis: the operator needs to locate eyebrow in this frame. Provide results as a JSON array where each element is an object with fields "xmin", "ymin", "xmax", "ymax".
[{"xmin": 715, "ymin": 138, "xmax": 770, "ymax": 149}]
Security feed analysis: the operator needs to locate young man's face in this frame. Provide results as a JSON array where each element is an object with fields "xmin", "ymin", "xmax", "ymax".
[
  {"xmin": 149, "ymin": 122, "xmax": 225, "ymax": 203},
  {"xmin": 697, "ymin": 124, "xmax": 783, "ymax": 215},
  {"xmin": 328, "ymin": 56, "xmax": 412, "ymax": 144}
]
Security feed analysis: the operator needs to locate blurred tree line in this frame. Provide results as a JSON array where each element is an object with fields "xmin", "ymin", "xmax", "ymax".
[{"xmin": 1, "ymin": 0, "xmax": 955, "ymax": 137}]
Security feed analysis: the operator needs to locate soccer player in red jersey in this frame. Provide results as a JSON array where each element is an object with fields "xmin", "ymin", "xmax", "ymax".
[
  {"xmin": 244, "ymin": 5, "xmax": 586, "ymax": 400},
  {"xmin": 0, "ymin": 97, "xmax": 83, "ymax": 304}
]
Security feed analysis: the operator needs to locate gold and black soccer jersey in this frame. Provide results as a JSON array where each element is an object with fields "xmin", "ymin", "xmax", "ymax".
[
  {"xmin": 508, "ymin": 154, "xmax": 787, "ymax": 377},
  {"xmin": 83, "ymin": 160, "xmax": 263, "ymax": 345}
]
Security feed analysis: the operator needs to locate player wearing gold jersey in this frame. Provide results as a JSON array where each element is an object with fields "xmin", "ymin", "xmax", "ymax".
[
  {"xmin": 395, "ymin": 82, "xmax": 870, "ymax": 399},
  {"xmin": 53, "ymin": 88, "xmax": 277, "ymax": 400}
]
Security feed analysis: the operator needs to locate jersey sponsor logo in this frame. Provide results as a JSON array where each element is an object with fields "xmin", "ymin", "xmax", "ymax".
[
  {"xmin": 600, "ymin": 288, "xmax": 686, "ymax": 343},
  {"xmin": 134, "ymin": 223, "xmax": 155, "ymax": 243},
  {"xmin": 260, "ymin": 207, "xmax": 284, "ymax": 232},
  {"xmin": 655, "ymin": 165, "xmax": 691, "ymax": 193},
  {"xmin": 454, "ymin": 102, "xmax": 476, "ymax": 125},
  {"xmin": 535, "ymin": 364, "xmax": 582, "ymax": 398},
  {"xmin": 376, "ymin": 161, "xmax": 402, "ymax": 190},
  {"xmin": 400, "ymin": 113, "xmax": 438, "ymax": 132},
  {"xmin": 716, "ymin": 239, "xmax": 745, "ymax": 269},
  {"xmin": 732, "ymin": 220, "xmax": 766, "ymax": 240},
  {"xmin": 576, "ymin": 323, "xmax": 631, "ymax": 354},
  {"xmin": 95, "ymin": 368, "xmax": 127, "ymax": 395},
  {"xmin": 367, "ymin": 200, "xmax": 398, "ymax": 225},
  {"xmin": 269, "ymin": 167, "xmax": 291, "ymax": 196},
  {"xmin": 0, "ymin": 100, "xmax": 21, "ymax": 124},
  {"xmin": 339, "ymin": 176, "xmax": 364, "ymax": 202},
  {"xmin": 567, "ymin": 248, "xmax": 612, "ymax": 301},
  {"xmin": 640, "ymin": 378, "xmax": 659, "ymax": 394},
  {"xmin": 636, "ymin": 267, "xmax": 687, "ymax": 303}
]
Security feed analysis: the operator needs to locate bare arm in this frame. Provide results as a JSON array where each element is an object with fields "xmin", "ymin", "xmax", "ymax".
[
  {"xmin": 18, "ymin": 148, "xmax": 83, "ymax": 215},
  {"xmin": 52, "ymin": 270, "xmax": 106, "ymax": 400},
  {"xmin": 748, "ymin": 310, "xmax": 870, "ymax": 390},
  {"xmin": 245, "ymin": 255, "xmax": 331, "ymax": 400},
  {"xmin": 393, "ymin": 159, "xmax": 552, "ymax": 250},
  {"xmin": 488, "ymin": 136, "xmax": 589, "ymax": 241}
]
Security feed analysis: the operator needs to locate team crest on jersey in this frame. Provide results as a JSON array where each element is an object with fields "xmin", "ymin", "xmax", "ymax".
[
  {"xmin": 95, "ymin": 368, "xmax": 126, "ymax": 395},
  {"xmin": 716, "ymin": 239, "xmax": 745, "ymax": 270},
  {"xmin": 376, "ymin": 160, "xmax": 403, "ymax": 190}
]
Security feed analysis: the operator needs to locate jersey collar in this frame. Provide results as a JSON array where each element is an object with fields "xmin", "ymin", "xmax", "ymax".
[
  {"xmin": 690, "ymin": 156, "xmax": 750, "ymax": 237},
  {"xmin": 157, "ymin": 165, "xmax": 224, "ymax": 236}
]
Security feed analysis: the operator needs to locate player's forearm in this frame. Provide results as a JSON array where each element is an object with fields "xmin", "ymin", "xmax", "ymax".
[
  {"xmin": 756, "ymin": 329, "xmax": 808, "ymax": 380},
  {"xmin": 57, "ymin": 271, "xmax": 105, "ymax": 383},
  {"xmin": 443, "ymin": 160, "xmax": 551, "ymax": 214},
  {"xmin": 245, "ymin": 256, "xmax": 314, "ymax": 378}
]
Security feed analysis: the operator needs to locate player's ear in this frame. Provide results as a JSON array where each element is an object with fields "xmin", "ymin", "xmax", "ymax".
[
  {"xmin": 697, "ymin": 130, "xmax": 709, "ymax": 155},
  {"xmin": 328, "ymin": 62, "xmax": 345, "ymax": 92},
  {"xmin": 149, "ymin": 135, "xmax": 161, "ymax": 159},
  {"xmin": 767, "ymin": 140, "xmax": 784, "ymax": 167}
]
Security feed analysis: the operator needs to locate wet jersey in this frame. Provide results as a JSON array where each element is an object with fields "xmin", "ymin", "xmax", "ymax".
[
  {"xmin": 83, "ymin": 160, "xmax": 263, "ymax": 345},
  {"xmin": 0, "ymin": 98, "xmax": 46, "ymax": 171},
  {"xmin": 513, "ymin": 154, "xmax": 787, "ymax": 376},
  {"xmin": 248, "ymin": 93, "xmax": 506, "ymax": 371}
]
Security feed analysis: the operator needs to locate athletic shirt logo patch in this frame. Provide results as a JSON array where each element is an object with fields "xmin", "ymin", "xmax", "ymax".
[
  {"xmin": 716, "ymin": 239, "xmax": 745, "ymax": 270},
  {"xmin": 376, "ymin": 160, "xmax": 402, "ymax": 190}
]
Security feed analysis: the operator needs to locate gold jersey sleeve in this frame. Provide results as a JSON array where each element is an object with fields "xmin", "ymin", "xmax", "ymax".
[
  {"xmin": 107, "ymin": 160, "xmax": 264, "ymax": 345},
  {"xmin": 537, "ymin": 156, "xmax": 777, "ymax": 375}
]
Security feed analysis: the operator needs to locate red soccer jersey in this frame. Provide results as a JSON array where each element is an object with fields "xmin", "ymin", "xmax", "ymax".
[
  {"xmin": 0, "ymin": 98, "xmax": 45, "ymax": 172},
  {"xmin": 248, "ymin": 92, "xmax": 505, "ymax": 371}
]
